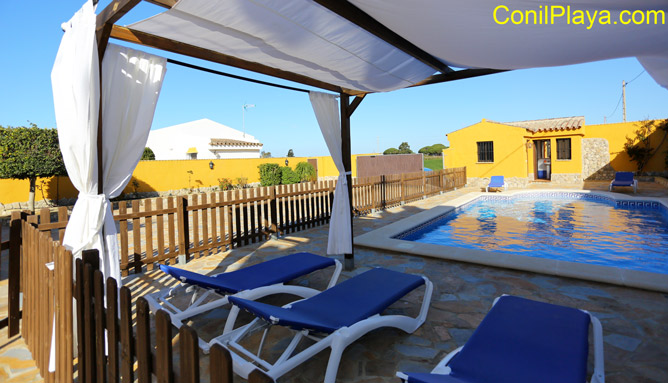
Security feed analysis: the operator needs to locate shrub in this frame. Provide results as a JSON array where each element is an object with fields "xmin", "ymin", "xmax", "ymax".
[
  {"xmin": 624, "ymin": 119, "xmax": 668, "ymax": 172},
  {"xmin": 383, "ymin": 147, "xmax": 400, "ymax": 155},
  {"xmin": 218, "ymin": 177, "xmax": 234, "ymax": 190},
  {"xmin": 295, "ymin": 161, "xmax": 316, "ymax": 182},
  {"xmin": 258, "ymin": 163, "xmax": 282, "ymax": 186},
  {"xmin": 281, "ymin": 166, "xmax": 300, "ymax": 184},
  {"xmin": 236, "ymin": 177, "xmax": 248, "ymax": 188}
]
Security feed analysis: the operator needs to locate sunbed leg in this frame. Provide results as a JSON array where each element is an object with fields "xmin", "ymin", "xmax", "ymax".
[{"xmin": 324, "ymin": 339, "xmax": 346, "ymax": 383}]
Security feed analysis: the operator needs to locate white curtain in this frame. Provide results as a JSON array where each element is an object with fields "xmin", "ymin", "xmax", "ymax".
[
  {"xmin": 99, "ymin": 44, "xmax": 167, "ymax": 283},
  {"xmin": 53, "ymin": 1, "xmax": 167, "ymax": 290},
  {"xmin": 52, "ymin": 0, "xmax": 101, "ymax": 263},
  {"xmin": 309, "ymin": 92, "xmax": 352, "ymax": 255}
]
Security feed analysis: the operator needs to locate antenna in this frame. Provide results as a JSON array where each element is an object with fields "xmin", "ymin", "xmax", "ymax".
[{"xmin": 242, "ymin": 103, "xmax": 255, "ymax": 137}]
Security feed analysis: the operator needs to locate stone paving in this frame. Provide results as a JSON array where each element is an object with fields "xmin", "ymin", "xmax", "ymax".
[{"xmin": 1, "ymin": 181, "xmax": 668, "ymax": 382}]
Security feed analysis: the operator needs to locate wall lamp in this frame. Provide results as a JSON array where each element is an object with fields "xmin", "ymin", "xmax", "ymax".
[
  {"xmin": 209, "ymin": 161, "xmax": 214, "ymax": 170},
  {"xmin": 285, "ymin": 159, "xmax": 289, "ymax": 166}
]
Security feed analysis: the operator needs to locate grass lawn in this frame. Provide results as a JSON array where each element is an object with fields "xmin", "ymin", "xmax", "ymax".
[{"xmin": 423, "ymin": 156, "xmax": 443, "ymax": 170}]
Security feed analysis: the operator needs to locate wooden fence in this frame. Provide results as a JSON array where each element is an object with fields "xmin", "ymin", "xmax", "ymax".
[
  {"xmin": 15, "ymin": 168, "xmax": 465, "ymax": 277},
  {"xmin": 75, "ymin": 254, "xmax": 272, "ymax": 383},
  {"xmin": 353, "ymin": 168, "xmax": 466, "ymax": 214},
  {"xmin": 20, "ymin": 221, "xmax": 74, "ymax": 382}
]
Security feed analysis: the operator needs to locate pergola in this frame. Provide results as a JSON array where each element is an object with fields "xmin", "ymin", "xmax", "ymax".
[{"xmin": 56, "ymin": 0, "xmax": 667, "ymax": 281}]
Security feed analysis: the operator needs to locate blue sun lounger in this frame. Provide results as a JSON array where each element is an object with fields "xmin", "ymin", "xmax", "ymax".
[
  {"xmin": 609, "ymin": 171, "xmax": 637, "ymax": 193},
  {"xmin": 486, "ymin": 175, "xmax": 507, "ymax": 192},
  {"xmin": 218, "ymin": 268, "xmax": 433, "ymax": 383},
  {"xmin": 144, "ymin": 252, "xmax": 341, "ymax": 352},
  {"xmin": 398, "ymin": 295, "xmax": 605, "ymax": 383}
]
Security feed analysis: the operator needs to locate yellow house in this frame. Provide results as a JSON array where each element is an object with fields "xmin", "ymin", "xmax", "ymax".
[{"xmin": 443, "ymin": 117, "xmax": 667, "ymax": 187}]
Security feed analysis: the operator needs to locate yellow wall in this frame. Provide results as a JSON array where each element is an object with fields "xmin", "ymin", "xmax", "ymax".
[
  {"xmin": 524, "ymin": 130, "xmax": 584, "ymax": 177},
  {"xmin": 0, "ymin": 155, "xmax": 366, "ymax": 205},
  {"xmin": 586, "ymin": 120, "xmax": 667, "ymax": 172},
  {"xmin": 443, "ymin": 120, "xmax": 528, "ymax": 178}
]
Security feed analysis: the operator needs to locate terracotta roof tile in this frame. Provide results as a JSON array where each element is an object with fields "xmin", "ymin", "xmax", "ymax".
[{"xmin": 495, "ymin": 116, "xmax": 585, "ymax": 132}]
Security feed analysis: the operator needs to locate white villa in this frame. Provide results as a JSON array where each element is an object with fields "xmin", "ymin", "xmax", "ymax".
[{"xmin": 146, "ymin": 118, "xmax": 263, "ymax": 160}]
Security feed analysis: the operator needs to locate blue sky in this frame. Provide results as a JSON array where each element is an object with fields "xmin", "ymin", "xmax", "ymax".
[{"xmin": 1, "ymin": 1, "xmax": 667, "ymax": 157}]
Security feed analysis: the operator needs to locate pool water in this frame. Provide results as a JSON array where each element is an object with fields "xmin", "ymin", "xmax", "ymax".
[{"xmin": 398, "ymin": 196, "xmax": 668, "ymax": 274}]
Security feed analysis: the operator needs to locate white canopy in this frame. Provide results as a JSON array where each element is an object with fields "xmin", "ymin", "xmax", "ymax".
[{"xmin": 129, "ymin": 0, "xmax": 668, "ymax": 91}]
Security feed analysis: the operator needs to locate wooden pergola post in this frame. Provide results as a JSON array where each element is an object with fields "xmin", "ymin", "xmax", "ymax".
[
  {"xmin": 340, "ymin": 93, "xmax": 354, "ymax": 270},
  {"xmin": 339, "ymin": 94, "xmax": 366, "ymax": 271}
]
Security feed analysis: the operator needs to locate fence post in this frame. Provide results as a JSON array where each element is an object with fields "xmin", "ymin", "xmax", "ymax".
[
  {"xmin": 270, "ymin": 186, "xmax": 278, "ymax": 239},
  {"xmin": 8, "ymin": 211, "xmax": 24, "ymax": 336},
  {"xmin": 82, "ymin": 249, "xmax": 99, "ymax": 383},
  {"xmin": 400, "ymin": 173, "xmax": 406, "ymax": 205},
  {"xmin": 422, "ymin": 171, "xmax": 427, "ymax": 199},
  {"xmin": 176, "ymin": 196, "xmax": 190, "ymax": 264}
]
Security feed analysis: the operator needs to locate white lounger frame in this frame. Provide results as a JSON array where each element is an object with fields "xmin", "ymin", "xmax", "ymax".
[
  {"xmin": 609, "ymin": 179, "xmax": 637, "ymax": 193},
  {"xmin": 144, "ymin": 260, "xmax": 342, "ymax": 352},
  {"xmin": 216, "ymin": 276, "xmax": 433, "ymax": 383},
  {"xmin": 397, "ymin": 294, "xmax": 605, "ymax": 383},
  {"xmin": 486, "ymin": 182, "xmax": 508, "ymax": 192}
]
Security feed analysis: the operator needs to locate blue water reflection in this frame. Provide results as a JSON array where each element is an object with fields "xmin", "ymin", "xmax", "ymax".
[{"xmin": 401, "ymin": 197, "xmax": 668, "ymax": 274}]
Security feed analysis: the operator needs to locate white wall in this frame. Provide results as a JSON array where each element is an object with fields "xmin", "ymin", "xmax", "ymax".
[{"xmin": 146, "ymin": 118, "xmax": 262, "ymax": 160}]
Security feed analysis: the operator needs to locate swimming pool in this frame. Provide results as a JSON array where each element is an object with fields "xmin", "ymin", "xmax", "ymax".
[
  {"xmin": 396, "ymin": 193, "xmax": 668, "ymax": 274},
  {"xmin": 355, "ymin": 190, "xmax": 668, "ymax": 292}
]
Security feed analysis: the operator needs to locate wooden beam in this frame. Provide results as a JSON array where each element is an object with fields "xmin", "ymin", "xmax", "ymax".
[
  {"xmin": 340, "ymin": 93, "xmax": 354, "ymax": 271},
  {"xmin": 347, "ymin": 94, "xmax": 365, "ymax": 117},
  {"xmin": 110, "ymin": 25, "xmax": 367, "ymax": 95},
  {"xmin": 143, "ymin": 0, "xmax": 177, "ymax": 8},
  {"xmin": 411, "ymin": 68, "xmax": 509, "ymax": 88},
  {"xmin": 96, "ymin": 0, "xmax": 142, "ymax": 56},
  {"xmin": 313, "ymin": 0, "xmax": 452, "ymax": 74}
]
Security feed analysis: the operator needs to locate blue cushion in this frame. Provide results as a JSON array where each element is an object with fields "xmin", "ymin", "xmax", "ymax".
[
  {"xmin": 488, "ymin": 176, "xmax": 505, "ymax": 187},
  {"xmin": 229, "ymin": 268, "xmax": 425, "ymax": 333},
  {"xmin": 159, "ymin": 252, "xmax": 335, "ymax": 294},
  {"xmin": 403, "ymin": 296, "xmax": 591, "ymax": 383},
  {"xmin": 611, "ymin": 172, "xmax": 634, "ymax": 186},
  {"xmin": 404, "ymin": 373, "xmax": 467, "ymax": 383}
]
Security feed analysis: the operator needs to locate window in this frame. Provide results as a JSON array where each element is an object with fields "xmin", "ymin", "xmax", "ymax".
[
  {"xmin": 477, "ymin": 141, "xmax": 494, "ymax": 162},
  {"xmin": 556, "ymin": 138, "xmax": 571, "ymax": 160}
]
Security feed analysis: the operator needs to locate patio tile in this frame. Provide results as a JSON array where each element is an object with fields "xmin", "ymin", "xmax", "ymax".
[{"xmin": 604, "ymin": 333, "xmax": 643, "ymax": 352}]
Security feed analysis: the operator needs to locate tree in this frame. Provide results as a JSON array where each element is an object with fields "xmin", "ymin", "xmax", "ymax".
[
  {"xmin": 624, "ymin": 119, "xmax": 668, "ymax": 172},
  {"xmin": 398, "ymin": 142, "xmax": 413, "ymax": 154},
  {"xmin": 383, "ymin": 147, "xmax": 400, "ymax": 155},
  {"xmin": 418, "ymin": 143, "xmax": 448, "ymax": 156},
  {"xmin": 261, "ymin": 151, "xmax": 272, "ymax": 158},
  {"xmin": 141, "ymin": 147, "xmax": 156, "ymax": 160},
  {"xmin": 287, "ymin": 149, "xmax": 295, "ymax": 157},
  {"xmin": 0, "ymin": 124, "xmax": 67, "ymax": 211}
]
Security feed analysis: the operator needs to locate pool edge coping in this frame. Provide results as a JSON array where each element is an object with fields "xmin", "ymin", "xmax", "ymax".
[{"xmin": 354, "ymin": 189, "xmax": 668, "ymax": 293}]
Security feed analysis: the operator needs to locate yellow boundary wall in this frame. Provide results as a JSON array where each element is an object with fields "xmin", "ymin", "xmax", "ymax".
[{"xmin": 0, "ymin": 155, "xmax": 367, "ymax": 205}]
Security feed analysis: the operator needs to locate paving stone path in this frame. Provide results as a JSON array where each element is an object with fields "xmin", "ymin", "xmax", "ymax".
[{"xmin": 2, "ymin": 181, "xmax": 668, "ymax": 382}]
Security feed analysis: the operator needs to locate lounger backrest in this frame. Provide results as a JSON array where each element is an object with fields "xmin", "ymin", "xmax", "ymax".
[
  {"xmin": 615, "ymin": 172, "xmax": 634, "ymax": 182},
  {"xmin": 489, "ymin": 176, "xmax": 504, "ymax": 186},
  {"xmin": 447, "ymin": 296, "xmax": 590, "ymax": 383}
]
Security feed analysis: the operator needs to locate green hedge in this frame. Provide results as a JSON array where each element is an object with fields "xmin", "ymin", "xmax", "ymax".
[
  {"xmin": 258, "ymin": 163, "xmax": 282, "ymax": 186},
  {"xmin": 281, "ymin": 166, "xmax": 300, "ymax": 184},
  {"xmin": 295, "ymin": 161, "xmax": 316, "ymax": 182}
]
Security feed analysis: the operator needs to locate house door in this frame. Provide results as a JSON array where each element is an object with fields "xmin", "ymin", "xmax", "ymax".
[
  {"xmin": 534, "ymin": 139, "xmax": 551, "ymax": 180},
  {"xmin": 308, "ymin": 158, "xmax": 318, "ymax": 179}
]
